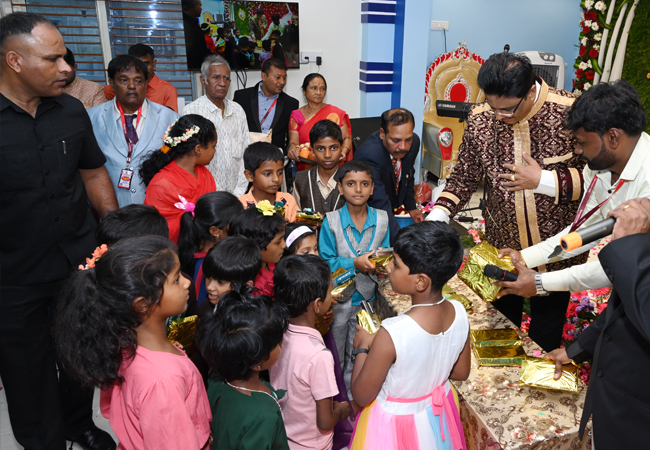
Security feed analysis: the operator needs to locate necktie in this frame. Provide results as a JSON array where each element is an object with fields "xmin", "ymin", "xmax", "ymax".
[
  {"xmin": 392, "ymin": 158, "xmax": 400, "ymax": 193},
  {"xmin": 124, "ymin": 114, "xmax": 139, "ymax": 145}
]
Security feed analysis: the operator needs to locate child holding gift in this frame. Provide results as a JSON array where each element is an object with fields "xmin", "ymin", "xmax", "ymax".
[
  {"xmin": 319, "ymin": 160, "xmax": 390, "ymax": 395},
  {"xmin": 349, "ymin": 221, "xmax": 471, "ymax": 449}
]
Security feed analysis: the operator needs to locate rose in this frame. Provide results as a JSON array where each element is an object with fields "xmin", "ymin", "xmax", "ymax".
[
  {"xmin": 579, "ymin": 46, "xmax": 587, "ymax": 57},
  {"xmin": 583, "ymin": 26, "xmax": 591, "ymax": 34},
  {"xmin": 586, "ymin": 70, "xmax": 595, "ymax": 80},
  {"xmin": 575, "ymin": 68, "xmax": 585, "ymax": 78},
  {"xmin": 586, "ymin": 10, "xmax": 597, "ymax": 21},
  {"xmin": 578, "ymin": 82, "xmax": 584, "ymax": 89}
]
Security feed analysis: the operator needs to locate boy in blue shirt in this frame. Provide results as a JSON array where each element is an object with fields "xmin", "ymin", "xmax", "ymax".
[{"xmin": 319, "ymin": 160, "xmax": 390, "ymax": 396}]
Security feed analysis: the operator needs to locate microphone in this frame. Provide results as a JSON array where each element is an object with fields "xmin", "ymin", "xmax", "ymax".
[
  {"xmin": 483, "ymin": 264, "xmax": 518, "ymax": 282},
  {"xmin": 560, "ymin": 217, "xmax": 616, "ymax": 252}
]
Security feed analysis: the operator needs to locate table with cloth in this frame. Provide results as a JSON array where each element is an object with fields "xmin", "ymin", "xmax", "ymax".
[{"xmin": 377, "ymin": 271, "xmax": 592, "ymax": 450}]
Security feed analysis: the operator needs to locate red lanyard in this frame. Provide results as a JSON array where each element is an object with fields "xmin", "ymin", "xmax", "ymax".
[
  {"xmin": 117, "ymin": 102, "xmax": 143, "ymax": 165},
  {"xmin": 570, "ymin": 176, "xmax": 626, "ymax": 232},
  {"xmin": 260, "ymin": 98, "xmax": 278, "ymax": 126}
]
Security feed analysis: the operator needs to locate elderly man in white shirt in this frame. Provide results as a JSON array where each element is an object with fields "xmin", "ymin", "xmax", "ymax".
[{"xmin": 182, "ymin": 55, "xmax": 250, "ymax": 197}]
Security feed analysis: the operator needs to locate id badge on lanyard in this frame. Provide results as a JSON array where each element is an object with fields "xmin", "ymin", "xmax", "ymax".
[{"xmin": 116, "ymin": 103, "xmax": 142, "ymax": 190}]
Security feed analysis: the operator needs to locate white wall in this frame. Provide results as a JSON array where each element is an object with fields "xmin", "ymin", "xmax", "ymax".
[{"xmin": 228, "ymin": 0, "xmax": 362, "ymax": 118}]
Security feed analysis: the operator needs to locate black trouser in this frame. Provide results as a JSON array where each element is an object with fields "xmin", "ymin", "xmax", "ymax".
[
  {"xmin": 0, "ymin": 282, "xmax": 94, "ymax": 450},
  {"xmin": 491, "ymin": 290, "xmax": 570, "ymax": 352}
]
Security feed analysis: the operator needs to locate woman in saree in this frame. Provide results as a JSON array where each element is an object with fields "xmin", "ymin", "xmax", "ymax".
[{"xmin": 287, "ymin": 73, "xmax": 353, "ymax": 171}]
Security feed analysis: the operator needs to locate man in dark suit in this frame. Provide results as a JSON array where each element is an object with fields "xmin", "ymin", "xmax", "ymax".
[
  {"xmin": 233, "ymin": 58, "xmax": 298, "ymax": 154},
  {"xmin": 546, "ymin": 197, "xmax": 650, "ymax": 448},
  {"xmin": 182, "ymin": 0, "xmax": 211, "ymax": 71},
  {"xmin": 354, "ymin": 108, "xmax": 424, "ymax": 243}
]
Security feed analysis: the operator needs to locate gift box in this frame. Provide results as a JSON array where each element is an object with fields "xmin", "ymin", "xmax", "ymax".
[
  {"xmin": 448, "ymin": 294, "xmax": 473, "ymax": 312},
  {"xmin": 357, "ymin": 301, "xmax": 381, "ymax": 334},
  {"xmin": 331, "ymin": 267, "xmax": 356, "ymax": 296},
  {"xmin": 442, "ymin": 284, "xmax": 455, "ymax": 295},
  {"xmin": 473, "ymin": 345, "xmax": 526, "ymax": 367},
  {"xmin": 296, "ymin": 208, "xmax": 324, "ymax": 227},
  {"xmin": 458, "ymin": 241, "xmax": 515, "ymax": 303},
  {"xmin": 519, "ymin": 357, "xmax": 579, "ymax": 392},
  {"xmin": 167, "ymin": 315, "xmax": 198, "ymax": 352},
  {"xmin": 470, "ymin": 329, "xmax": 521, "ymax": 347},
  {"xmin": 369, "ymin": 248, "xmax": 393, "ymax": 268}
]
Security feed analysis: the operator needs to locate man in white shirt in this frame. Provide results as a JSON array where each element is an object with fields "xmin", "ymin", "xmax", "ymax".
[
  {"xmin": 182, "ymin": 55, "xmax": 249, "ymax": 197},
  {"xmin": 495, "ymin": 80, "xmax": 650, "ymax": 302}
]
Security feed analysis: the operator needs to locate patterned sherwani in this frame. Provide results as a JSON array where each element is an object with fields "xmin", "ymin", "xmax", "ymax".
[{"xmin": 433, "ymin": 80, "xmax": 588, "ymax": 271}]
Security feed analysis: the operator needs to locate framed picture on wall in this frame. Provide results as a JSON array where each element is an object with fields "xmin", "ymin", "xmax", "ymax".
[{"xmin": 182, "ymin": 0, "xmax": 300, "ymax": 71}]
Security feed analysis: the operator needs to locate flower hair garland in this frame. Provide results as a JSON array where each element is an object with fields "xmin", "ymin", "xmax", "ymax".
[
  {"xmin": 160, "ymin": 119, "xmax": 200, "ymax": 153},
  {"xmin": 174, "ymin": 195, "xmax": 196, "ymax": 217},
  {"xmin": 79, "ymin": 244, "xmax": 108, "ymax": 270},
  {"xmin": 256, "ymin": 200, "xmax": 276, "ymax": 216}
]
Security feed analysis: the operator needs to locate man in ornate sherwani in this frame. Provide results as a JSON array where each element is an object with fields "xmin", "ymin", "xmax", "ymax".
[{"xmin": 427, "ymin": 52, "xmax": 585, "ymax": 352}]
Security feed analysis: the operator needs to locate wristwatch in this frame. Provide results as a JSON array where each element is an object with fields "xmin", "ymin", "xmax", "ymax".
[
  {"xmin": 351, "ymin": 347, "xmax": 369, "ymax": 363},
  {"xmin": 534, "ymin": 273, "xmax": 549, "ymax": 296}
]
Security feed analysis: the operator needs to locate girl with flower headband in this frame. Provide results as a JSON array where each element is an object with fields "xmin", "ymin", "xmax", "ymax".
[
  {"xmin": 54, "ymin": 236, "xmax": 211, "ymax": 450},
  {"xmin": 141, "ymin": 114, "xmax": 217, "ymax": 243}
]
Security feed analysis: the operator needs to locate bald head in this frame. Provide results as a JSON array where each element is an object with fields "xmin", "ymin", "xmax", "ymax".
[{"xmin": 0, "ymin": 13, "xmax": 71, "ymax": 101}]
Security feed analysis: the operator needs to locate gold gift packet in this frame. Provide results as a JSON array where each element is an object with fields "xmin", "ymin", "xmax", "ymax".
[
  {"xmin": 519, "ymin": 357, "xmax": 579, "ymax": 393},
  {"xmin": 457, "ymin": 241, "xmax": 515, "ymax": 303},
  {"xmin": 331, "ymin": 267, "xmax": 356, "ymax": 296},
  {"xmin": 357, "ymin": 300, "xmax": 381, "ymax": 334},
  {"xmin": 167, "ymin": 315, "xmax": 198, "ymax": 352},
  {"xmin": 473, "ymin": 345, "xmax": 526, "ymax": 366},
  {"xmin": 470, "ymin": 329, "xmax": 521, "ymax": 347}
]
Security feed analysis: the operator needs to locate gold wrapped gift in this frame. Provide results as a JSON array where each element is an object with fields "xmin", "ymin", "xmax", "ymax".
[
  {"xmin": 357, "ymin": 301, "xmax": 381, "ymax": 334},
  {"xmin": 470, "ymin": 329, "xmax": 521, "ymax": 347},
  {"xmin": 457, "ymin": 241, "xmax": 515, "ymax": 303},
  {"xmin": 519, "ymin": 357, "xmax": 579, "ymax": 393},
  {"xmin": 315, "ymin": 303, "xmax": 334, "ymax": 335},
  {"xmin": 331, "ymin": 267, "xmax": 356, "ymax": 296},
  {"xmin": 296, "ymin": 209, "xmax": 324, "ymax": 227},
  {"xmin": 167, "ymin": 315, "xmax": 198, "ymax": 352},
  {"xmin": 442, "ymin": 284, "xmax": 455, "ymax": 295},
  {"xmin": 448, "ymin": 294, "xmax": 473, "ymax": 312},
  {"xmin": 369, "ymin": 254, "xmax": 393, "ymax": 268},
  {"xmin": 473, "ymin": 345, "xmax": 526, "ymax": 366}
]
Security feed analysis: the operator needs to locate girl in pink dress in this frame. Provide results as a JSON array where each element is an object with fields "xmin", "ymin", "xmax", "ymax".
[
  {"xmin": 349, "ymin": 222, "xmax": 471, "ymax": 450},
  {"xmin": 55, "ymin": 236, "xmax": 211, "ymax": 450}
]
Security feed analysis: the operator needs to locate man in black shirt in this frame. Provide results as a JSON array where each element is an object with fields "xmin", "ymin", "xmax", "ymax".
[{"xmin": 0, "ymin": 12, "xmax": 118, "ymax": 450}]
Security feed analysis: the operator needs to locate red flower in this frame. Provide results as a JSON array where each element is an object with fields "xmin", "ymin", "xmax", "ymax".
[
  {"xmin": 589, "ymin": 48, "xmax": 599, "ymax": 58},
  {"xmin": 579, "ymin": 46, "xmax": 587, "ymax": 57},
  {"xmin": 583, "ymin": 26, "xmax": 591, "ymax": 35},
  {"xmin": 587, "ymin": 11, "xmax": 597, "ymax": 21},
  {"xmin": 578, "ymin": 82, "xmax": 584, "ymax": 89},
  {"xmin": 566, "ymin": 302, "xmax": 579, "ymax": 318},
  {"xmin": 575, "ymin": 68, "xmax": 585, "ymax": 78},
  {"xmin": 586, "ymin": 70, "xmax": 595, "ymax": 80},
  {"xmin": 597, "ymin": 302, "xmax": 608, "ymax": 313},
  {"xmin": 562, "ymin": 322, "xmax": 577, "ymax": 341}
]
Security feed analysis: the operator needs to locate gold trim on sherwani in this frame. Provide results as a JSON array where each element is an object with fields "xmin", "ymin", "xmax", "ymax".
[{"xmin": 434, "ymin": 79, "xmax": 588, "ymax": 272}]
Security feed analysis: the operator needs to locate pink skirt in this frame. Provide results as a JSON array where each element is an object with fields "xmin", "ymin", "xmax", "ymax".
[{"xmin": 350, "ymin": 384, "xmax": 466, "ymax": 450}]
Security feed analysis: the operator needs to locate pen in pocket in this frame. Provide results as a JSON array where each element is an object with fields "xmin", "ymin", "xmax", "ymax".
[{"xmin": 62, "ymin": 140, "xmax": 67, "ymax": 155}]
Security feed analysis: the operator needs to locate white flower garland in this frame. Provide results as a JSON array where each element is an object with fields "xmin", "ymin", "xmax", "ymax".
[{"xmin": 162, "ymin": 120, "xmax": 200, "ymax": 148}]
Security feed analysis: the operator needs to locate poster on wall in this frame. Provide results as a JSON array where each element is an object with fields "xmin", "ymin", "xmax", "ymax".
[{"xmin": 182, "ymin": 0, "xmax": 299, "ymax": 71}]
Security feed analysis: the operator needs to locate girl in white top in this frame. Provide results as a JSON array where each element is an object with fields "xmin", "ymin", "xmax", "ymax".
[{"xmin": 349, "ymin": 221, "xmax": 471, "ymax": 450}]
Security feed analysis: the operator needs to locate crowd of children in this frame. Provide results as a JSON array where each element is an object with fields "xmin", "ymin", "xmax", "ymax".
[{"xmin": 53, "ymin": 115, "xmax": 471, "ymax": 450}]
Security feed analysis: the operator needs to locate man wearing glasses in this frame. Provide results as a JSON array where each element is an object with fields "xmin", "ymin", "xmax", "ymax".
[
  {"xmin": 182, "ymin": 55, "xmax": 250, "ymax": 197},
  {"xmin": 427, "ymin": 52, "xmax": 585, "ymax": 352}
]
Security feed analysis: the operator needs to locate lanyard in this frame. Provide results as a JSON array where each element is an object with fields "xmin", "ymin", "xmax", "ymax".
[
  {"xmin": 260, "ymin": 98, "xmax": 278, "ymax": 126},
  {"xmin": 117, "ymin": 102, "xmax": 143, "ymax": 165},
  {"xmin": 569, "ymin": 176, "xmax": 626, "ymax": 232}
]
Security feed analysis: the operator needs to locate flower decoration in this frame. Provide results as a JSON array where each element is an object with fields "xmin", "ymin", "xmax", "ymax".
[
  {"xmin": 256, "ymin": 200, "xmax": 276, "ymax": 216},
  {"xmin": 460, "ymin": 219, "xmax": 486, "ymax": 249},
  {"xmin": 174, "ymin": 195, "xmax": 195, "ymax": 217},
  {"xmin": 161, "ymin": 119, "xmax": 200, "ymax": 149},
  {"xmin": 573, "ymin": 0, "xmax": 612, "ymax": 95},
  {"xmin": 160, "ymin": 144, "xmax": 171, "ymax": 154},
  {"xmin": 79, "ymin": 244, "xmax": 108, "ymax": 270}
]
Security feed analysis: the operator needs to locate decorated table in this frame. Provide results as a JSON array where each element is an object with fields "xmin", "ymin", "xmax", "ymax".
[{"xmin": 377, "ymin": 272, "xmax": 592, "ymax": 450}]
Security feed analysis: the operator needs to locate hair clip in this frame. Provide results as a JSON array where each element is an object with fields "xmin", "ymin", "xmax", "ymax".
[
  {"xmin": 79, "ymin": 244, "xmax": 108, "ymax": 270},
  {"xmin": 174, "ymin": 195, "xmax": 195, "ymax": 217},
  {"xmin": 256, "ymin": 200, "xmax": 276, "ymax": 216}
]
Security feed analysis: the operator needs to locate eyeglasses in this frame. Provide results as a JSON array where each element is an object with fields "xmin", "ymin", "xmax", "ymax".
[{"xmin": 486, "ymin": 95, "xmax": 525, "ymax": 118}]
